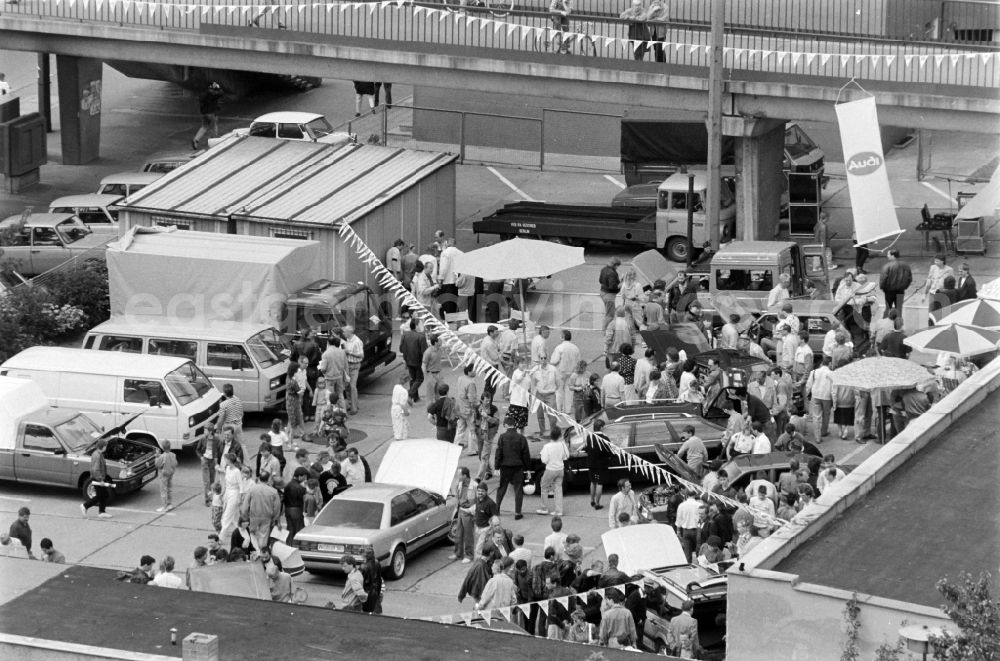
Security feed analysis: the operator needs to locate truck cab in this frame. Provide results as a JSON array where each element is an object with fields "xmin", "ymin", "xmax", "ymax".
[
  {"xmin": 283, "ymin": 280, "xmax": 396, "ymax": 377},
  {"xmin": 656, "ymin": 172, "xmax": 736, "ymax": 262},
  {"xmin": 701, "ymin": 241, "xmax": 831, "ymax": 317}
]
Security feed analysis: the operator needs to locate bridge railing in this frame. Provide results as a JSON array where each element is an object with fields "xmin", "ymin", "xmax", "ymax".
[{"xmin": 3, "ymin": 0, "xmax": 997, "ymax": 88}]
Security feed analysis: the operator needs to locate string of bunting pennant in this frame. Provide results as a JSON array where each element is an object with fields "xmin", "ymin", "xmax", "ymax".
[
  {"xmin": 33, "ymin": 0, "xmax": 998, "ymax": 71},
  {"xmin": 334, "ymin": 221, "xmax": 789, "ymax": 527},
  {"xmin": 416, "ymin": 578, "xmax": 645, "ymax": 627}
]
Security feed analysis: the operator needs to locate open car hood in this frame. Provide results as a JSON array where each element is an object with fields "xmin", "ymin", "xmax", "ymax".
[
  {"xmin": 632, "ymin": 249, "xmax": 679, "ymax": 289},
  {"xmin": 374, "ymin": 439, "xmax": 462, "ymax": 497},
  {"xmin": 98, "ymin": 411, "xmax": 145, "ymax": 442},
  {"xmin": 602, "ymin": 523, "xmax": 688, "ymax": 575}
]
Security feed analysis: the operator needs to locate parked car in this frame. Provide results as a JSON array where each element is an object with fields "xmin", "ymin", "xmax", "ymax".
[
  {"xmin": 0, "ymin": 213, "xmax": 110, "ymax": 277},
  {"xmin": 603, "ymin": 524, "xmax": 728, "ymax": 658},
  {"xmin": 208, "ymin": 112, "xmax": 354, "ymax": 148},
  {"xmin": 96, "ymin": 172, "xmax": 163, "ymax": 198},
  {"xmin": 141, "ymin": 150, "xmax": 201, "ymax": 173},
  {"xmin": 292, "ymin": 440, "xmax": 460, "ymax": 579},
  {"xmin": 48, "ymin": 194, "xmax": 123, "ymax": 235},
  {"xmin": 611, "ymin": 182, "xmax": 660, "ymax": 208},
  {"xmin": 530, "ymin": 407, "xmax": 725, "ymax": 489}
]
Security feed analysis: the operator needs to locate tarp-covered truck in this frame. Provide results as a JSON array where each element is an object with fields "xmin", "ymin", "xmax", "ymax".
[
  {"xmin": 104, "ymin": 227, "xmax": 395, "ymax": 381},
  {"xmin": 620, "ymin": 120, "xmax": 825, "ymax": 187}
]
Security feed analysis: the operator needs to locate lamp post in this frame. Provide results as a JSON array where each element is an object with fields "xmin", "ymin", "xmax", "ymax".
[{"xmin": 898, "ymin": 624, "xmax": 947, "ymax": 661}]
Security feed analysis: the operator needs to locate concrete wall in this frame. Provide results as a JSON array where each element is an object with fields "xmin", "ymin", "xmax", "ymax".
[
  {"xmin": 0, "ymin": 634, "xmax": 175, "ymax": 661},
  {"xmin": 725, "ymin": 357, "xmax": 1000, "ymax": 660}
]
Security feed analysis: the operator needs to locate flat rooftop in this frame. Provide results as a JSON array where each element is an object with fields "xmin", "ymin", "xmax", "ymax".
[
  {"xmin": 0, "ymin": 562, "xmax": 642, "ymax": 661},
  {"xmin": 774, "ymin": 390, "xmax": 1000, "ymax": 608}
]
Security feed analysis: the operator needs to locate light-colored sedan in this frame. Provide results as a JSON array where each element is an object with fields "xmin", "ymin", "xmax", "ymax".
[
  {"xmin": 292, "ymin": 439, "xmax": 460, "ymax": 579},
  {"xmin": 0, "ymin": 213, "xmax": 110, "ymax": 277},
  {"xmin": 208, "ymin": 112, "xmax": 354, "ymax": 148}
]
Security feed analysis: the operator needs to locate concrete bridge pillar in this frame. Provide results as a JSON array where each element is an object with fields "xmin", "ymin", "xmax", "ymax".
[
  {"xmin": 56, "ymin": 55, "xmax": 103, "ymax": 165},
  {"xmin": 723, "ymin": 116, "xmax": 785, "ymax": 241}
]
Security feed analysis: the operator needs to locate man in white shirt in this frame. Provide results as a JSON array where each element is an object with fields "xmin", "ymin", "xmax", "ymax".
[
  {"xmin": 537, "ymin": 429, "xmax": 570, "ymax": 515},
  {"xmin": 766, "ymin": 274, "xmax": 791, "ymax": 309},
  {"xmin": 607, "ymin": 479, "xmax": 637, "ymax": 529},
  {"xmin": 674, "ymin": 491, "xmax": 702, "ymax": 562},
  {"xmin": 479, "ymin": 325, "xmax": 502, "ymax": 403},
  {"xmin": 601, "ymin": 363, "xmax": 626, "ymax": 408},
  {"xmin": 749, "ymin": 422, "xmax": 772, "ymax": 455},
  {"xmin": 342, "ymin": 448, "xmax": 367, "ymax": 485},
  {"xmin": 720, "ymin": 314, "xmax": 741, "ymax": 349},
  {"xmin": 150, "ymin": 556, "xmax": 184, "ymax": 589},
  {"xmin": 436, "ymin": 237, "xmax": 461, "ymax": 315},
  {"xmin": 806, "ymin": 356, "xmax": 835, "ymax": 442},
  {"xmin": 508, "ymin": 534, "xmax": 532, "ymax": 567},
  {"xmin": 385, "ymin": 238, "xmax": 403, "ymax": 280},
  {"xmin": 549, "ymin": 329, "xmax": 581, "ymax": 414},
  {"xmin": 632, "ymin": 348, "xmax": 656, "ymax": 402},
  {"xmin": 749, "ymin": 485, "xmax": 776, "ymax": 534},
  {"xmin": 531, "ymin": 325, "xmax": 551, "ymax": 365},
  {"xmin": 341, "ymin": 326, "xmax": 365, "ymax": 415}
]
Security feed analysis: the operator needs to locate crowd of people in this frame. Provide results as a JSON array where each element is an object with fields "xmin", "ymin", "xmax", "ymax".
[{"xmin": 451, "ymin": 501, "xmax": 703, "ymax": 654}]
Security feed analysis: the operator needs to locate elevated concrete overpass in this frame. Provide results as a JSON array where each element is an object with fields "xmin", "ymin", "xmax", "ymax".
[{"xmin": 1, "ymin": 1, "xmax": 998, "ymax": 134}]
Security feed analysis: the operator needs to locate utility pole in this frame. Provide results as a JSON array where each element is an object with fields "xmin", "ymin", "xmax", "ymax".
[{"xmin": 706, "ymin": 0, "xmax": 725, "ymax": 251}]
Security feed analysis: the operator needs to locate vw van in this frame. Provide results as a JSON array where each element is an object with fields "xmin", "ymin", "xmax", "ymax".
[{"xmin": 83, "ymin": 320, "xmax": 290, "ymax": 412}]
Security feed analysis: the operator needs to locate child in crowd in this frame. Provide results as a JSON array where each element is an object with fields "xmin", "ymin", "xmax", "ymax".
[
  {"xmin": 304, "ymin": 478, "xmax": 320, "ymax": 525},
  {"xmin": 210, "ymin": 482, "xmax": 223, "ymax": 533},
  {"xmin": 584, "ymin": 373, "xmax": 602, "ymax": 417},
  {"xmin": 312, "ymin": 377, "xmax": 330, "ymax": 435},
  {"xmin": 267, "ymin": 418, "xmax": 289, "ymax": 470},
  {"xmin": 154, "ymin": 440, "xmax": 178, "ymax": 513}
]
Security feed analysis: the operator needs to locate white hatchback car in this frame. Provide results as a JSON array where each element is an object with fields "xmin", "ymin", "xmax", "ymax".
[{"xmin": 208, "ymin": 112, "xmax": 355, "ymax": 148}]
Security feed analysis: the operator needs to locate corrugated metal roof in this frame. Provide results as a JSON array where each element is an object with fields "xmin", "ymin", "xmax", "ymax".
[{"xmin": 121, "ymin": 137, "xmax": 456, "ymax": 226}]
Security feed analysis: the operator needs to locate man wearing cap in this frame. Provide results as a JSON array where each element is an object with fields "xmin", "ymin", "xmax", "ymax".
[
  {"xmin": 192, "ymin": 81, "xmax": 224, "ymax": 149},
  {"xmin": 340, "ymin": 555, "xmax": 368, "ymax": 610},
  {"xmin": 598, "ymin": 257, "xmax": 622, "ymax": 329}
]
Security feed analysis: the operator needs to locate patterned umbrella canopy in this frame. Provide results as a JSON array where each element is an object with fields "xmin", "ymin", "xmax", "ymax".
[
  {"xmin": 903, "ymin": 323, "xmax": 1000, "ymax": 357},
  {"xmin": 931, "ymin": 298, "xmax": 1000, "ymax": 327},
  {"xmin": 829, "ymin": 357, "xmax": 936, "ymax": 392},
  {"xmin": 450, "ymin": 237, "xmax": 585, "ymax": 280},
  {"xmin": 980, "ymin": 277, "xmax": 1000, "ymax": 300}
]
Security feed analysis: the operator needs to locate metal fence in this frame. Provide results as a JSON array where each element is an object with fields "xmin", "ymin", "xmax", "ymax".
[
  {"xmin": 329, "ymin": 103, "xmax": 624, "ymax": 172},
  {"xmin": 3, "ymin": 0, "xmax": 997, "ymax": 88}
]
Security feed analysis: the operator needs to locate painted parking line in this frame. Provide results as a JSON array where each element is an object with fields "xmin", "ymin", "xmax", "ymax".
[
  {"xmin": 0, "ymin": 495, "xmax": 32, "ymax": 502},
  {"xmin": 106, "ymin": 507, "xmax": 177, "ymax": 516},
  {"xmin": 921, "ymin": 181, "xmax": 957, "ymax": 205},
  {"xmin": 487, "ymin": 166, "xmax": 536, "ymax": 201},
  {"xmin": 603, "ymin": 174, "xmax": 626, "ymax": 189}
]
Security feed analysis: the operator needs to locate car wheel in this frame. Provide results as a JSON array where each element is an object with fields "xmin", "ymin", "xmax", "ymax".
[
  {"xmin": 387, "ymin": 545, "xmax": 407, "ymax": 580},
  {"xmin": 665, "ymin": 237, "xmax": 689, "ymax": 263},
  {"xmin": 81, "ymin": 476, "xmax": 115, "ymax": 505}
]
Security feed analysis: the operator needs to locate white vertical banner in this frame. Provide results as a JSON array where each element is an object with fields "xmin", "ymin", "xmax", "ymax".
[{"xmin": 835, "ymin": 96, "xmax": 902, "ymax": 245}]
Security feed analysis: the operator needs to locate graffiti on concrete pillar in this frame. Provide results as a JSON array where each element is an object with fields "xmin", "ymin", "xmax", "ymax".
[{"xmin": 80, "ymin": 80, "xmax": 102, "ymax": 116}]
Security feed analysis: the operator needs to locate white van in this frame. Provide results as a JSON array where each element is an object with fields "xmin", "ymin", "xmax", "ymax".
[
  {"xmin": 0, "ymin": 347, "xmax": 222, "ymax": 450},
  {"xmin": 82, "ymin": 320, "xmax": 290, "ymax": 412},
  {"xmin": 656, "ymin": 171, "xmax": 737, "ymax": 262}
]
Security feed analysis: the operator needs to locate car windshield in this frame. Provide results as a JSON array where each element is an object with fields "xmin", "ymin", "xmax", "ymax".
[
  {"xmin": 785, "ymin": 124, "xmax": 819, "ymax": 160},
  {"xmin": 56, "ymin": 413, "xmax": 104, "ymax": 452},
  {"xmin": 314, "ymin": 498, "xmax": 384, "ymax": 529},
  {"xmin": 55, "ymin": 218, "xmax": 93, "ymax": 244},
  {"xmin": 164, "ymin": 362, "xmax": 213, "ymax": 405},
  {"xmin": 305, "ymin": 117, "xmax": 334, "ymax": 137},
  {"xmin": 247, "ymin": 328, "xmax": 290, "ymax": 369}
]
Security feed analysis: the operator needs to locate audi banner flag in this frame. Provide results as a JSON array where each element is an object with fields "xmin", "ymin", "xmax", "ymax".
[{"xmin": 835, "ymin": 96, "xmax": 903, "ymax": 245}]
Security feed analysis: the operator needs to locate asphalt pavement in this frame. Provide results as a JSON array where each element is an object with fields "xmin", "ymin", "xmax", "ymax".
[{"xmin": 1, "ymin": 55, "xmax": 999, "ymax": 622}]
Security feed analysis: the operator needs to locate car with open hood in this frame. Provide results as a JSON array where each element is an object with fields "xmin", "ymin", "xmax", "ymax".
[
  {"xmin": 0, "ymin": 213, "xmax": 110, "ymax": 277},
  {"xmin": 0, "ymin": 376, "xmax": 158, "ymax": 501},
  {"xmin": 602, "ymin": 524, "xmax": 728, "ymax": 658},
  {"xmin": 292, "ymin": 439, "xmax": 461, "ymax": 579}
]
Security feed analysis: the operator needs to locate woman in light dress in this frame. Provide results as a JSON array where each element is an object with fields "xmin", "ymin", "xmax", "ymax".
[
  {"xmin": 618, "ymin": 267, "xmax": 645, "ymax": 343},
  {"xmin": 390, "ymin": 373, "xmax": 412, "ymax": 440},
  {"xmin": 218, "ymin": 452, "xmax": 244, "ymax": 542}
]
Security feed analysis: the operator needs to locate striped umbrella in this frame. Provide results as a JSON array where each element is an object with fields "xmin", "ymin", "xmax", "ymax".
[
  {"xmin": 931, "ymin": 298, "xmax": 1000, "ymax": 328},
  {"xmin": 903, "ymin": 323, "xmax": 1000, "ymax": 357}
]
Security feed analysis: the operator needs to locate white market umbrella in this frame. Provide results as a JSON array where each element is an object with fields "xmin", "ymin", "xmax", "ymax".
[
  {"xmin": 451, "ymin": 238, "xmax": 586, "ymax": 336},
  {"xmin": 980, "ymin": 277, "xmax": 1000, "ymax": 300},
  {"xmin": 451, "ymin": 237, "xmax": 585, "ymax": 280},
  {"xmin": 931, "ymin": 298, "xmax": 1000, "ymax": 328},
  {"xmin": 903, "ymin": 323, "xmax": 1000, "ymax": 358}
]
